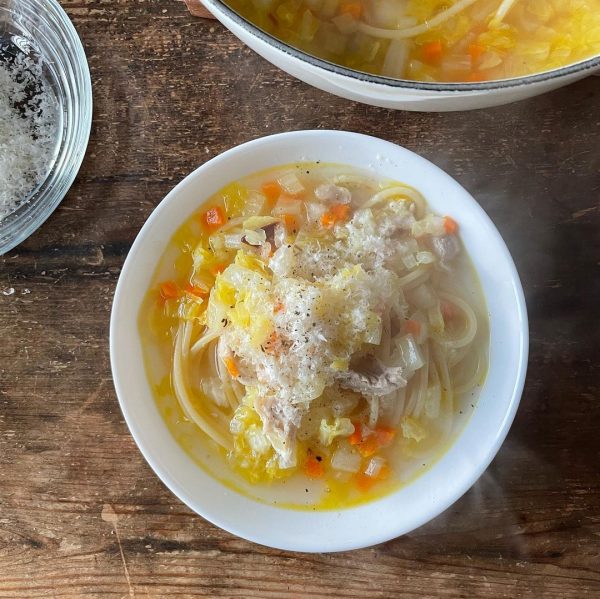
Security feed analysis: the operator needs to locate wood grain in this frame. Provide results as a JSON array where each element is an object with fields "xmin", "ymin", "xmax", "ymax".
[{"xmin": 0, "ymin": 0, "xmax": 599, "ymax": 596}]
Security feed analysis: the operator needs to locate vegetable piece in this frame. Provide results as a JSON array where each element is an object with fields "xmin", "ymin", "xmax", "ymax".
[
  {"xmin": 339, "ymin": 1, "xmax": 362, "ymax": 18},
  {"xmin": 356, "ymin": 435, "xmax": 379, "ymax": 458},
  {"xmin": 395, "ymin": 333, "xmax": 425, "ymax": 372},
  {"xmin": 223, "ymin": 356, "xmax": 240, "ymax": 379},
  {"xmin": 375, "ymin": 426, "xmax": 396, "ymax": 448},
  {"xmin": 160, "ymin": 281, "xmax": 179, "ymax": 300},
  {"xmin": 299, "ymin": 9, "xmax": 321, "ymax": 42},
  {"xmin": 221, "ymin": 183, "xmax": 248, "ymax": 218},
  {"xmin": 319, "ymin": 417, "xmax": 355, "ymax": 446},
  {"xmin": 421, "ymin": 40, "xmax": 444, "ymax": 65},
  {"xmin": 444, "ymin": 216, "xmax": 459, "ymax": 235},
  {"xmin": 281, "ymin": 213, "xmax": 298, "ymax": 232},
  {"xmin": 261, "ymin": 181, "xmax": 282, "ymax": 204},
  {"xmin": 364, "ymin": 456, "xmax": 390, "ymax": 478},
  {"xmin": 210, "ymin": 263, "xmax": 227, "ymax": 276},
  {"xmin": 273, "ymin": 301, "xmax": 285, "ymax": 313},
  {"xmin": 331, "ymin": 203, "xmax": 350, "ymax": 220},
  {"xmin": 321, "ymin": 203, "xmax": 350, "ymax": 227},
  {"xmin": 381, "ymin": 39, "xmax": 409, "ymax": 78},
  {"xmin": 331, "ymin": 444, "xmax": 361, "ymax": 473},
  {"xmin": 401, "ymin": 416, "xmax": 427, "ymax": 442},
  {"xmin": 185, "ymin": 284, "xmax": 208, "ymax": 298},
  {"xmin": 403, "ymin": 319, "xmax": 421, "ymax": 338},
  {"xmin": 415, "ymin": 251, "xmax": 435, "ymax": 265},
  {"xmin": 468, "ymin": 42, "xmax": 485, "ymax": 64},
  {"xmin": 277, "ymin": 172, "xmax": 305, "ymax": 196},
  {"xmin": 304, "ymin": 455, "xmax": 325, "ymax": 479},
  {"xmin": 203, "ymin": 206, "xmax": 225, "ymax": 231},
  {"xmin": 349, "ymin": 422, "xmax": 362, "ymax": 445}
]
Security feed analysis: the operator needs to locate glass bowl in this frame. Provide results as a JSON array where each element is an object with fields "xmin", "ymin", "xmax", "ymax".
[{"xmin": 0, "ymin": 0, "xmax": 92, "ymax": 254}]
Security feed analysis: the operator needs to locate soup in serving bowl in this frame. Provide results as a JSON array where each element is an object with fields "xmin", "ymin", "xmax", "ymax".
[
  {"xmin": 139, "ymin": 162, "xmax": 490, "ymax": 509},
  {"xmin": 202, "ymin": 0, "xmax": 600, "ymax": 110},
  {"xmin": 110, "ymin": 131, "xmax": 528, "ymax": 551}
]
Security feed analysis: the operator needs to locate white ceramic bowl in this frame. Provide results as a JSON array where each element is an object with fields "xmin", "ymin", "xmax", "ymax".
[
  {"xmin": 110, "ymin": 130, "xmax": 528, "ymax": 552},
  {"xmin": 202, "ymin": 0, "xmax": 600, "ymax": 111}
]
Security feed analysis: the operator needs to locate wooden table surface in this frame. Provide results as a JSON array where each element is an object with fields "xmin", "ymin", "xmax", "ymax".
[{"xmin": 1, "ymin": 1, "xmax": 599, "ymax": 597}]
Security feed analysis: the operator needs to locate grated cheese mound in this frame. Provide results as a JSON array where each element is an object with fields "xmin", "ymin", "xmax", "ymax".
[
  {"xmin": 212, "ymin": 203, "xmax": 413, "ymax": 467},
  {"xmin": 0, "ymin": 52, "xmax": 57, "ymax": 221}
]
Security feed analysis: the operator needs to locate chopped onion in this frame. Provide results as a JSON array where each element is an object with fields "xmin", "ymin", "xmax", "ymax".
[
  {"xmin": 272, "ymin": 196, "xmax": 304, "ymax": 216},
  {"xmin": 331, "ymin": 444, "xmax": 362, "ymax": 473},
  {"xmin": 306, "ymin": 201, "xmax": 327, "ymax": 224},
  {"xmin": 416, "ymin": 251, "xmax": 434, "ymax": 265},
  {"xmin": 381, "ymin": 39, "xmax": 409, "ymax": 79},
  {"xmin": 364, "ymin": 456, "xmax": 386, "ymax": 478},
  {"xmin": 277, "ymin": 172, "xmax": 305, "ymax": 195},
  {"xmin": 332, "ymin": 13, "xmax": 358, "ymax": 34},
  {"xmin": 395, "ymin": 333, "xmax": 424, "ymax": 372},
  {"xmin": 241, "ymin": 190, "xmax": 266, "ymax": 217},
  {"xmin": 221, "ymin": 232, "xmax": 243, "ymax": 249}
]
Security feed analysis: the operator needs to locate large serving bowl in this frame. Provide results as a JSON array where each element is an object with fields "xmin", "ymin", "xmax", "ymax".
[
  {"xmin": 0, "ymin": 0, "xmax": 92, "ymax": 254},
  {"xmin": 202, "ymin": 0, "xmax": 600, "ymax": 111},
  {"xmin": 110, "ymin": 130, "xmax": 528, "ymax": 552}
]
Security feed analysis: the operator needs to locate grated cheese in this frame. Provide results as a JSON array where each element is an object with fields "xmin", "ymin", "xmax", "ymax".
[{"xmin": 0, "ymin": 52, "xmax": 57, "ymax": 221}]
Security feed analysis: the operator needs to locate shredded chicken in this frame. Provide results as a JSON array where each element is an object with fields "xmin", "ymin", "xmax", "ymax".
[
  {"xmin": 336, "ymin": 361, "xmax": 407, "ymax": 397},
  {"xmin": 315, "ymin": 183, "xmax": 352, "ymax": 204}
]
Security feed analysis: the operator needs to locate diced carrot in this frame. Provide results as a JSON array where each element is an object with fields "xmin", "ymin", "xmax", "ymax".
[
  {"xmin": 339, "ymin": 1, "xmax": 362, "ymax": 19},
  {"xmin": 349, "ymin": 422, "xmax": 362, "ymax": 445},
  {"xmin": 421, "ymin": 40, "xmax": 444, "ymax": 65},
  {"xmin": 185, "ymin": 284, "xmax": 208, "ymax": 298},
  {"xmin": 404, "ymin": 319, "xmax": 421, "ymax": 338},
  {"xmin": 321, "ymin": 212, "xmax": 336, "ymax": 228},
  {"xmin": 159, "ymin": 281, "xmax": 179, "ymax": 300},
  {"xmin": 210, "ymin": 263, "xmax": 226, "ymax": 276},
  {"xmin": 357, "ymin": 435, "xmax": 379, "ymax": 458},
  {"xmin": 273, "ymin": 301, "xmax": 285, "ymax": 314},
  {"xmin": 223, "ymin": 356, "xmax": 240, "ymax": 379},
  {"xmin": 356, "ymin": 473, "xmax": 377, "ymax": 492},
  {"xmin": 330, "ymin": 203, "xmax": 350, "ymax": 221},
  {"xmin": 375, "ymin": 426, "xmax": 396, "ymax": 448},
  {"xmin": 281, "ymin": 213, "xmax": 298, "ymax": 232},
  {"xmin": 262, "ymin": 181, "xmax": 282, "ymax": 204},
  {"xmin": 468, "ymin": 42, "xmax": 485, "ymax": 64},
  {"xmin": 444, "ymin": 216, "xmax": 459, "ymax": 235},
  {"xmin": 304, "ymin": 456, "xmax": 325, "ymax": 479},
  {"xmin": 321, "ymin": 203, "xmax": 350, "ymax": 228},
  {"xmin": 202, "ymin": 206, "xmax": 225, "ymax": 231}
]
